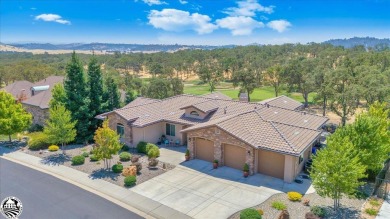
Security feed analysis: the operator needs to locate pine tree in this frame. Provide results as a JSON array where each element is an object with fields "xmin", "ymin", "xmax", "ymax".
[
  {"xmin": 102, "ymin": 76, "xmax": 120, "ymax": 111},
  {"xmin": 87, "ymin": 56, "xmax": 104, "ymax": 134},
  {"xmin": 0, "ymin": 91, "xmax": 32, "ymax": 142},
  {"xmin": 44, "ymin": 105, "xmax": 76, "ymax": 154},
  {"xmin": 49, "ymin": 83, "xmax": 67, "ymax": 108},
  {"xmin": 64, "ymin": 52, "xmax": 91, "ymax": 143}
]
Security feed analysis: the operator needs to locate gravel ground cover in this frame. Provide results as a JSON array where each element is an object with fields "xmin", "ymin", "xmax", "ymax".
[
  {"xmin": 23, "ymin": 144, "xmax": 175, "ymax": 187},
  {"xmin": 229, "ymin": 192, "xmax": 366, "ymax": 219}
]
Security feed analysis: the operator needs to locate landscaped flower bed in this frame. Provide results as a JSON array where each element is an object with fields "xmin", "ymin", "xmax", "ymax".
[{"xmin": 23, "ymin": 144, "xmax": 175, "ymax": 187}]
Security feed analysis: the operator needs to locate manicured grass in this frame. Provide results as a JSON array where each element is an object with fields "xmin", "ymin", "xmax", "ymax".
[{"xmin": 183, "ymin": 80, "xmax": 316, "ymax": 103}]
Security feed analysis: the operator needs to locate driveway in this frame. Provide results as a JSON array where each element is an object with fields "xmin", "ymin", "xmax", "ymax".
[{"xmin": 131, "ymin": 158, "xmax": 313, "ymax": 219}]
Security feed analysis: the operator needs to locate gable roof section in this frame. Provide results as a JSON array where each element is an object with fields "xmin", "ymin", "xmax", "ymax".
[
  {"xmin": 180, "ymin": 100, "xmax": 219, "ymax": 113},
  {"xmin": 123, "ymin": 97, "xmax": 161, "ymax": 108},
  {"xmin": 259, "ymin": 95, "xmax": 303, "ymax": 110},
  {"xmin": 2, "ymin": 81, "xmax": 34, "ymax": 99}
]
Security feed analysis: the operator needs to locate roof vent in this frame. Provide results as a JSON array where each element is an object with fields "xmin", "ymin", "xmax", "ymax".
[
  {"xmin": 224, "ymin": 107, "xmax": 227, "ymax": 114},
  {"xmin": 304, "ymin": 119, "xmax": 308, "ymax": 123},
  {"xmin": 266, "ymin": 103, "xmax": 269, "ymax": 108},
  {"xmin": 274, "ymin": 111, "xmax": 278, "ymax": 114},
  {"xmin": 294, "ymin": 131, "xmax": 300, "ymax": 135},
  {"xmin": 144, "ymin": 114, "xmax": 150, "ymax": 117},
  {"xmin": 283, "ymin": 100, "xmax": 287, "ymax": 103}
]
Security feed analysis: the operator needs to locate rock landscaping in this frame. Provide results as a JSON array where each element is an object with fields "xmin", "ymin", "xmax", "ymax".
[
  {"xmin": 23, "ymin": 144, "xmax": 175, "ymax": 187},
  {"xmin": 229, "ymin": 192, "xmax": 366, "ymax": 219}
]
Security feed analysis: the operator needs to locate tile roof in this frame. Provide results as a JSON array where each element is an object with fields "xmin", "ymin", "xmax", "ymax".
[
  {"xmin": 123, "ymin": 97, "xmax": 161, "ymax": 108},
  {"xmin": 259, "ymin": 95, "xmax": 303, "ymax": 110},
  {"xmin": 2, "ymin": 81, "xmax": 34, "ymax": 100},
  {"xmin": 98, "ymin": 94, "xmax": 328, "ymax": 155},
  {"xmin": 202, "ymin": 92, "xmax": 232, "ymax": 100}
]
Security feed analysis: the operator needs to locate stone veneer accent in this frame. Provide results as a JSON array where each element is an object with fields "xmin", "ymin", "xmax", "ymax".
[
  {"xmin": 23, "ymin": 104, "xmax": 49, "ymax": 126},
  {"xmin": 187, "ymin": 126, "xmax": 255, "ymax": 175},
  {"xmin": 107, "ymin": 113, "xmax": 133, "ymax": 146}
]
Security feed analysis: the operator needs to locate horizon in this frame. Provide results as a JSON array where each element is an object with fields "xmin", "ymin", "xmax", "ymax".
[{"xmin": 1, "ymin": 0, "xmax": 390, "ymax": 46}]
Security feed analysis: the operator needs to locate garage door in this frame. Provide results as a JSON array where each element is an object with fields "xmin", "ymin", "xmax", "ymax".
[
  {"xmin": 258, "ymin": 149, "xmax": 285, "ymax": 179},
  {"xmin": 195, "ymin": 138, "xmax": 214, "ymax": 162},
  {"xmin": 224, "ymin": 144, "xmax": 246, "ymax": 170}
]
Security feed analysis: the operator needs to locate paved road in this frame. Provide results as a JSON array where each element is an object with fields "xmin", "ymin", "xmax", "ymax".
[{"xmin": 0, "ymin": 158, "xmax": 143, "ymax": 219}]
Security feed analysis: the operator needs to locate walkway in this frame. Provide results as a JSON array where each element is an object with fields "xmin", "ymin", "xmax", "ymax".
[
  {"xmin": 376, "ymin": 194, "xmax": 390, "ymax": 219},
  {"xmin": 0, "ymin": 148, "xmax": 191, "ymax": 219}
]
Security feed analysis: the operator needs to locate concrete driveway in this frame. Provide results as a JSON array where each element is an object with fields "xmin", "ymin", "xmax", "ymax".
[{"xmin": 131, "ymin": 158, "xmax": 313, "ymax": 219}]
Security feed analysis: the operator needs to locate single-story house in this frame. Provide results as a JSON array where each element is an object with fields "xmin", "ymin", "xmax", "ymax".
[
  {"xmin": 97, "ymin": 92, "xmax": 328, "ymax": 182},
  {"xmin": 1, "ymin": 76, "xmax": 64, "ymax": 125}
]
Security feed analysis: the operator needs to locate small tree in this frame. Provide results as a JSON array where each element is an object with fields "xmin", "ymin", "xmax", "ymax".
[
  {"xmin": 49, "ymin": 83, "xmax": 67, "ymax": 108},
  {"xmin": 310, "ymin": 130, "xmax": 366, "ymax": 211},
  {"xmin": 93, "ymin": 120, "xmax": 122, "ymax": 169},
  {"xmin": 44, "ymin": 105, "xmax": 76, "ymax": 154},
  {"xmin": 0, "ymin": 91, "xmax": 32, "ymax": 142}
]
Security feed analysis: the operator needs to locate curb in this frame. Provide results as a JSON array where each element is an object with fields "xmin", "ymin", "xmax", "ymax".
[{"xmin": 1, "ymin": 155, "xmax": 155, "ymax": 219}]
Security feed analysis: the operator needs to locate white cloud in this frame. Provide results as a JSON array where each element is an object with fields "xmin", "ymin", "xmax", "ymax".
[
  {"xmin": 148, "ymin": 9, "xmax": 217, "ymax": 34},
  {"xmin": 216, "ymin": 16, "xmax": 264, "ymax": 36},
  {"xmin": 35, "ymin": 14, "xmax": 71, "ymax": 25},
  {"xmin": 224, "ymin": 0, "xmax": 274, "ymax": 17},
  {"xmin": 179, "ymin": 0, "xmax": 188, "ymax": 4},
  {"xmin": 267, "ymin": 20, "xmax": 291, "ymax": 33},
  {"xmin": 142, "ymin": 0, "xmax": 167, "ymax": 6}
]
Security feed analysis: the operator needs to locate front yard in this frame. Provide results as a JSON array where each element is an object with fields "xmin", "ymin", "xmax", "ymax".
[{"xmin": 22, "ymin": 144, "xmax": 175, "ymax": 187}]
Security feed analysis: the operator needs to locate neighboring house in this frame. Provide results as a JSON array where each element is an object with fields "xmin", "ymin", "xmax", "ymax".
[
  {"xmin": 259, "ymin": 95, "xmax": 304, "ymax": 111},
  {"xmin": 1, "ymin": 76, "xmax": 64, "ymax": 125},
  {"xmin": 97, "ymin": 92, "xmax": 328, "ymax": 183}
]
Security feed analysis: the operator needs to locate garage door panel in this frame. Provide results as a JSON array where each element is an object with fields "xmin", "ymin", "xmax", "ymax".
[
  {"xmin": 224, "ymin": 144, "xmax": 246, "ymax": 170},
  {"xmin": 195, "ymin": 138, "xmax": 214, "ymax": 162},
  {"xmin": 257, "ymin": 150, "xmax": 285, "ymax": 179}
]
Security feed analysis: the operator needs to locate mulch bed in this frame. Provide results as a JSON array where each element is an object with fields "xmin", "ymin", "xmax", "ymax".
[
  {"xmin": 23, "ymin": 144, "xmax": 175, "ymax": 187},
  {"xmin": 229, "ymin": 192, "xmax": 366, "ymax": 219}
]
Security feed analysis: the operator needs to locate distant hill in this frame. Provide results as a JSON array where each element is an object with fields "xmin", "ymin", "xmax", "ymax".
[
  {"xmin": 323, "ymin": 37, "xmax": 390, "ymax": 49},
  {"xmin": 6, "ymin": 43, "xmax": 235, "ymax": 53}
]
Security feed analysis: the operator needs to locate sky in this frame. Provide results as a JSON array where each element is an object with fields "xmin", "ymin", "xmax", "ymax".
[{"xmin": 1, "ymin": 0, "xmax": 389, "ymax": 45}]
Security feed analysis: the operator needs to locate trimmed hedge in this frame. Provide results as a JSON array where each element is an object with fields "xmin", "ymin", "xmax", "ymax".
[
  {"xmin": 119, "ymin": 152, "xmax": 132, "ymax": 161},
  {"xmin": 136, "ymin": 141, "xmax": 148, "ymax": 153},
  {"xmin": 48, "ymin": 145, "xmax": 59, "ymax": 152},
  {"xmin": 240, "ymin": 208, "xmax": 262, "ymax": 219},
  {"xmin": 28, "ymin": 132, "xmax": 50, "ymax": 150},
  {"xmin": 72, "ymin": 155, "xmax": 85, "ymax": 165},
  {"xmin": 124, "ymin": 175, "xmax": 136, "ymax": 187},
  {"xmin": 112, "ymin": 164, "xmax": 124, "ymax": 173},
  {"xmin": 82, "ymin": 152, "xmax": 89, "ymax": 157},
  {"xmin": 147, "ymin": 145, "xmax": 160, "ymax": 158}
]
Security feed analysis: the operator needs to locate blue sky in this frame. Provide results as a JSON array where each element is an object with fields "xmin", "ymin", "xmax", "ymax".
[{"xmin": 1, "ymin": 0, "xmax": 389, "ymax": 45}]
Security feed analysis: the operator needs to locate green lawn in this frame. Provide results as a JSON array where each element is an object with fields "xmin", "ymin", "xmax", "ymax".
[{"xmin": 183, "ymin": 81, "xmax": 316, "ymax": 103}]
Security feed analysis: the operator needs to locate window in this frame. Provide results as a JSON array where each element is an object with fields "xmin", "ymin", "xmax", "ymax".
[
  {"xmin": 117, "ymin": 124, "xmax": 125, "ymax": 137},
  {"xmin": 190, "ymin": 111, "xmax": 199, "ymax": 116},
  {"xmin": 166, "ymin": 123, "xmax": 176, "ymax": 136},
  {"xmin": 299, "ymin": 154, "xmax": 304, "ymax": 164}
]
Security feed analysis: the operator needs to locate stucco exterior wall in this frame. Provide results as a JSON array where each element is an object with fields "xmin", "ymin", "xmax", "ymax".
[
  {"xmin": 186, "ymin": 126, "xmax": 255, "ymax": 175},
  {"xmin": 284, "ymin": 155, "xmax": 296, "ymax": 183},
  {"xmin": 22, "ymin": 104, "xmax": 48, "ymax": 126},
  {"xmin": 132, "ymin": 122, "xmax": 185, "ymax": 146}
]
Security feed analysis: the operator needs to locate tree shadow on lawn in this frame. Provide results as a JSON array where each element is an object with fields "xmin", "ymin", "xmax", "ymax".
[
  {"xmin": 41, "ymin": 153, "xmax": 71, "ymax": 166},
  {"xmin": 89, "ymin": 168, "xmax": 119, "ymax": 181}
]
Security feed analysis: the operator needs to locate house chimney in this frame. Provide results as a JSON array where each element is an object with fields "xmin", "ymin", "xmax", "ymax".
[
  {"xmin": 239, "ymin": 93, "xmax": 249, "ymax": 102},
  {"xmin": 266, "ymin": 103, "xmax": 269, "ymax": 108},
  {"xmin": 224, "ymin": 107, "xmax": 227, "ymax": 114}
]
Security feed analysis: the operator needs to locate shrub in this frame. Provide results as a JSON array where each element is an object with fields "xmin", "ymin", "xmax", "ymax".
[
  {"xmin": 27, "ymin": 124, "xmax": 44, "ymax": 133},
  {"xmin": 147, "ymin": 145, "xmax": 160, "ymax": 158},
  {"xmin": 112, "ymin": 164, "xmax": 124, "ymax": 173},
  {"xmin": 287, "ymin": 191, "xmax": 302, "ymax": 201},
  {"xmin": 303, "ymin": 199, "xmax": 310, "ymax": 206},
  {"xmin": 272, "ymin": 201, "xmax": 287, "ymax": 210},
  {"xmin": 119, "ymin": 152, "xmax": 132, "ymax": 161},
  {"xmin": 146, "ymin": 143, "xmax": 155, "ymax": 153},
  {"xmin": 90, "ymin": 154, "xmax": 99, "ymax": 162},
  {"xmin": 305, "ymin": 212, "xmax": 320, "ymax": 219},
  {"xmin": 240, "ymin": 208, "xmax": 262, "ymax": 219},
  {"xmin": 257, "ymin": 209, "xmax": 264, "ymax": 215},
  {"xmin": 122, "ymin": 166, "xmax": 137, "ymax": 177},
  {"xmin": 310, "ymin": 206, "xmax": 325, "ymax": 217},
  {"xmin": 72, "ymin": 155, "xmax": 85, "ymax": 165},
  {"xmin": 149, "ymin": 158, "xmax": 159, "ymax": 167},
  {"xmin": 185, "ymin": 149, "xmax": 190, "ymax": 156},
  {"xmin": 122, "ymin": 145, "xmax": 130, "ymax": 151},
  {"xmin": 28, "ymin": 132, "xmax": 50, "ymax": 150},
  {"xmin": 136, "ymin": 141, "xmax": 147, "ymax": 153},
  {"xmin": 48, "ymin": 145, "xmax": 59, "ymax": 152},
  {"xmin": 131, "ymin": 155, "xmax": 140, "ymax": 163},
  {"xmin": 369, "ymin": 198, "xmax": 380, "ymax": 207},
  {"xmin": 365, "ymin": 208, "xmax": 378, "ymax": 216},
  {"xmin": 131, "ymin": 162, "xmax": 142, "ymax": 173},
  {"xmin": 124, "ymin": 175, "xmax": 136, "ymax": 187},
  {"xmin": 213, "ymin": 159, "xmax": 219, "ymax": 164},
  {"xmin": 243, "ymin": 163, "xmax": 249, "ymax": 172},
  {"xmin": 82, "ymin": 152, "xmax": 89, "ymax": 157}
]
